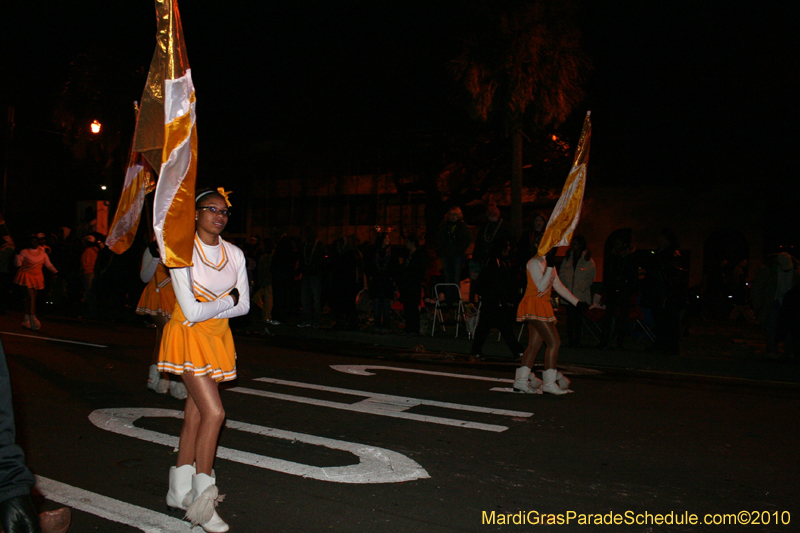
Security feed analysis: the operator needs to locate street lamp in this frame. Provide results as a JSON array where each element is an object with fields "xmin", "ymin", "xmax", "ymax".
[{"xmin": 90, "ymin": 120, "xmax": 102, "ymax": 134}]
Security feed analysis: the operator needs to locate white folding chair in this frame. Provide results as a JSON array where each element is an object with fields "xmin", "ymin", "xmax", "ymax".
[
  {"xmin": 431, "ymin": 283, "xmax": 465, "ymax": 337},
  {"xmin": 632, "ymin": 318, "xmax": 656, "ymax": 341},
  {"xmin": 582, "ymin": 316, "xmax": 602, "ymax": 342}
]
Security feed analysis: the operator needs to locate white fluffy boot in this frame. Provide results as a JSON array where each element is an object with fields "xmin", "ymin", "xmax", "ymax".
[
  {"xmin": 22, "ymin": 314, "xmax": 31, "ymax": 329},
  {"xmin": 555, "ymin": 371, "xmax": 570, "ymax": 390},
  {"xmin": 185, "ymin": 473, "xmax": 229, "ymax": 532},
  {"xmin": 169, "ymin": 380, "xmax": 188, "ymax": 400},
  {"xmin": 529, "ymin": 372, "xmax": 544, "ymax": 390},
  {"xmin": 542, "ymin": 369, "xmax": 570, "ymax": 395},
  {"xmin": 148, "ymin": 364, "xmax": 169, "ymax": 394},
  {"xmin": 513, "ymin": 366, "xmax": 542, "ymax": 394},
  {"xmin": 166, "ymin": 464, "xmax": 195, "ymax": 510}
]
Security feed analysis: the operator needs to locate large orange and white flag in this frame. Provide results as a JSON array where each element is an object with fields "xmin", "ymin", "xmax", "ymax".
[
  {"xmin": 106, "ymin": 143, "xmax": 154, "ymax": 254},
  {"xmin": 537, "ymin": 111, "xmax": 592, "ymax": 256},
  {"xmin": 150, "ymin": 0, "xmax": 197, "ymax": 268},
  {"xmin": 107, "ymin": 0, "xmax": 195, "ymax": 266}
]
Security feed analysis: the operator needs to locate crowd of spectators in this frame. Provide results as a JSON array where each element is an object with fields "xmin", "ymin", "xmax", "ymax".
[{"xmin": 0, "ymin": 206, "xmax": 797, "ymax": 358}]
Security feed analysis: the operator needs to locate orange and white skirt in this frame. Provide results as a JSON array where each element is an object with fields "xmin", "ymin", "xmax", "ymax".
[
  {"xmin": 517, "ymin": 293, "xmax": 556, "ymax": 323},
  {"xmin": 14, "ymin": 270, "xmax": 45, "ymax": 290},
  {"xmin": 158, "ymin": 302, "xmax": 237, "ymax": 382},
  {"xmin": 136, "ymin": 277, "xmax": 176, "ymax": 317}
]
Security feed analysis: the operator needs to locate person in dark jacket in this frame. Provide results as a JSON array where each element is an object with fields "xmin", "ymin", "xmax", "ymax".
[
  {"xmin": 298, "ymin": 226, "xmax": 326, "ymax": 328},
  {"xmin": 436, "ymin": 207, "xmax": 471, "ymax": 305},
  {"xmin": 777, "ymin": 273, "xmax": 800, "ymax": 359},
  {"xmin": 600, "ymin": 236, "xmax": 638, "ymax": 349},
  {"xmin": 365, "ymin": 233, "xmax": 397, "ymax": 332},
  {"xmin": 642, "ymin": 228, "xmax": 688, "ymax": 355},
  {"xmin": 0, "ymin": 366, "xmax": 71, "ymax": 531},
  {"xmin": 397, "ymin": 234, "xmax": 427, "ymax": 336},
  {"xmin": 470, "ymin": 238, "xmax": 526, "ymax": 360},
  {"xmin": 752, "ymin": 252, "xmax": 799, "ymax": 357},
  {"xmin": 270, "ymin": 229, "xmax": 296, "ymax": 325},
  {"xmin": 328, "ymin": 235, "xmax": 364, "ymax": 331},
  {"xmin": 0, "ymin": 339, "xmax": 42, "ymax": 533},
  {"xmin": 470, "ymin": 204, "xmax": 512, "ymax": 295}
]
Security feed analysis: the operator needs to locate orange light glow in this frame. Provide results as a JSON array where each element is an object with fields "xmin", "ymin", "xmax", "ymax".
[{"xmin": 90, "ymin": 120, "xmax": 102, "ymax": 134}]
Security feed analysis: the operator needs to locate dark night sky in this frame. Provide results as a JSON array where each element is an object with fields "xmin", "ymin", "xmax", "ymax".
[{"xmin": 2, "ymin": 0, "xmax": 798, "ymax": 229}]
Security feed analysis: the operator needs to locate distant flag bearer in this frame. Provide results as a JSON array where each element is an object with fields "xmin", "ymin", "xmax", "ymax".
[{"xmin": 514, "ymin": 111, "xmax": 592, "ymax": 396}]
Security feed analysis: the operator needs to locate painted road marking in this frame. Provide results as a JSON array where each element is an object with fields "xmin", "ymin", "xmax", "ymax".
[
  {"xmin": 0, "ymin": 331, "xmax": 107, "ymax": 348},
  {"xmin": 331, "ymin": 364, "xmax": 515, "ymax": 382},
  {"xmin": 331, "ymin": 364, "xmax": 601, "ymax": 379},
  {"xmin": 89, "ymin": 408, "xmax": 429, "ymax": 483},
  {"xmin": 229, "ymin": 378, "xmax": 532, "ymax": 432},
  {"xmin": 35, "ymin": 475, "xmax": 186, "ymax": 533},
  {"xmin": 490, "ymin": 387, "xmax": 573, "ymax": 394}
]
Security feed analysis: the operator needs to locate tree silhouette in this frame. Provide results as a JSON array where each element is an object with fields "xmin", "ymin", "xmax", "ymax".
[
  {"xmin": 451, "ymin": 0, "xmax": 590, "ymax": 234},
  {"xmin": 53, "ymin": 46, "xmax": 145, "ymax": 197}
]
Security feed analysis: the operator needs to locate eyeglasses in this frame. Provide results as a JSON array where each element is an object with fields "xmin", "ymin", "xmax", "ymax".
[{"xmin": 198, "ymin": 206, "xmax": 231, "ymax": 217}]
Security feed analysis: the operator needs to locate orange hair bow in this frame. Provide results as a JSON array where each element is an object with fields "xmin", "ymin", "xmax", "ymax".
[{"xmin": 216, "ymin": 188, "xmax": 232, "ymax": 207}]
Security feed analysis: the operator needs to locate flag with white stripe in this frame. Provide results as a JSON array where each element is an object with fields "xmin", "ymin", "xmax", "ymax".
[
  {"xmin": 106, "ymin": 145, "xmax": 153, "ymax": 254},
  {"xmin": 150, "ymin": 0, "xmax": 197, "ymax": 268},
  {"xmin": 537, "ymin": 111, "xmax": 592, "ymax": 256}
]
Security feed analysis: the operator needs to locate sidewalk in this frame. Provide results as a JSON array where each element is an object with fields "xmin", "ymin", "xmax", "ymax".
[{"xmin": 256, "ymin": 316, "xmax": 800, "ymax": 385}]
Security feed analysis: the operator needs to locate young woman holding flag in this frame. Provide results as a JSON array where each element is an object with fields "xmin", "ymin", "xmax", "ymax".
[
  {"xmin": 515, "ymin": 248, "xmax": 587, "ymax": 395},
  {"xmin": 159, "ymin": 188, "xmax": 249, "ymax": 533}
]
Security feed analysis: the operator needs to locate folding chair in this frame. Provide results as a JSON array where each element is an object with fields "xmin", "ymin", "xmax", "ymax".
[
  {"xmin": 582, "ymin": 305, "xmax": 605, "ymax": 343},
  {"xmin": 629, "ymin": 305, "xmax": 656, "ymax": 341},
  {"xmin": 390, "ymin": 291, "xmax": 406, "ymax": 326},
  {"xmin": 464, "ymin": 301, "xmax": 480, "ymax": 339},
  {"xmin": 431, "ymin": 283, "xmax": 465, "ymax": 337},
  {"xmin": 582, "ymin": 316, "xmax": 602, "ymax": 343}
]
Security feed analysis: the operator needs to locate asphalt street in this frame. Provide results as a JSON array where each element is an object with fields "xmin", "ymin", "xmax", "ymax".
[{"xmin": 1, "ymin": 312, "xmax": 798, "ymax": 532}]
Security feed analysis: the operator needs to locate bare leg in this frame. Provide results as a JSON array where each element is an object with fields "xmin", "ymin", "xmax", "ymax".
[
  {"xmin": 29, "ymin": 288, "xmax": 37, "ymax": 316},
  {"xmin": 22, "ymin": 288, "xmax": 36, "ymax": 316},
  {"xmin": 529, "ymin": 320, "xmax": 561, "ymax": 369},
  {"xmin": 176, "ymin": 373, "xmax": 225, "ymax": 475},
  {"xmin": 21, "ymin": 289, "xmax": 29, "ymax": 316},
  {"xmin": 521, "ymin": 321, "xmax": 544, "ymax": 368}
]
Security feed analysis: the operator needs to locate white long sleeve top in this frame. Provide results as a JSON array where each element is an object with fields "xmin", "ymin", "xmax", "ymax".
[
  {"xmin": 527, "ymin": 255, "xmax": 579, "ymax": 306},
  {"xmin": 170, "ymin": 236, "xmax": 250, "ymax": 324},
  {"xmin": 140, "ymin": 247, "xmax": 159, "ymax": 283},
  {"xmin": 15, "ymin": 246, "xmax": 58, "ymax": 274}
]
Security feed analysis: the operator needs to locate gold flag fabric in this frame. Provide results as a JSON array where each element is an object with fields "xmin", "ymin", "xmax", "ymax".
[
  {"xmin": 537, "ymin": 111, "xmax": 592, "ymax": 256},
  {"xmin": 106, "ymin": 145, "xmax": 154, "ymax": 254},
  {"xmin": 150, "ymin": 0, "xmax": 197, "ymax": 268},
  {"xmin": 133, "ymin": 0, "xmax": 190, "ymax": 173}
]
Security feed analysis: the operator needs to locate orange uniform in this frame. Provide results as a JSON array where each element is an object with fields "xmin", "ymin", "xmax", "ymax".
[{"xmin": 158, "ymin": 236, "xmax": 250, "ymax": 382}]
